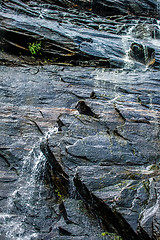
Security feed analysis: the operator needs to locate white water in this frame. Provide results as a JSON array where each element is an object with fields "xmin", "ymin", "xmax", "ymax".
[{"xmin": 1, "ymin": 127, "xmax": 58, "ymax": 240}]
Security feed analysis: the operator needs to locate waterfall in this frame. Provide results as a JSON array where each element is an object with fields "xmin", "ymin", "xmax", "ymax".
[{"xmin": 1, "ymin": 127, "xmax": 58, "ymax": 240}]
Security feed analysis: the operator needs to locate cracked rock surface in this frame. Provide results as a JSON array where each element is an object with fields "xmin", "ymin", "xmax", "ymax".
[
  {"xmin": 0, "ymin": 66, "xmax": 160, "ymax": 239},
  {"xmin": 46, "ymin": 66, "xmax": 160, "ymax": 240},
  {"xmin": 0, "ymin": 0, "xmax": 160, "ymax": 239}
]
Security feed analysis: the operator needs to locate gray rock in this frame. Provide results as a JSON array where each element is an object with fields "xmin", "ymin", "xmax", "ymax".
[{"xmin": 0, "ymin": 0, "xmax": 159, "ymax": 239}]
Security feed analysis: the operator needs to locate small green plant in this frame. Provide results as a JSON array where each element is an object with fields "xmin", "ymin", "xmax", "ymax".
[
  {"xmin": 55, "ymin": 189, "xmax": 64, "ymax": 201},
  {"xmin": 28, "ymin": 41, "xmax": 41, "ymax": 55},
  {"xmin": 101, "ymin": 232, "xmax": 108, "ymax": 236},
  {"xmin": 101, "ymin": 232, "xmax": 123, "ymax": 239}
]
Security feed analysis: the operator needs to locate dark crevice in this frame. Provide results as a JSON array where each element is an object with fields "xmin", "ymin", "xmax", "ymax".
[
  {"xmin": 137, "ymin": 97, "xmax": 150, "ymax": 109},
  {"xmin": 113, "ymin": 103, "xmax": 126, "ymax": 121},
  {"xmin": 130, "ymin": 119, "xmax": 150, "ymax": 124},
  {"xmin": 59, "ymin": 201, "xmax": 75, "ymax": 224},
  {"xmin": 113, "ymin": 129, "xmax": 129, "ymax": 141},
  {"xmin": 0, "ymin": 153, "xmax": 10, "ymax": 167},
  {"xmin": 74, "ymin": 174, "xmax": 150, "ymax": 240},
  {"xmin": 39, "ymin": 110, "xmax": 44, "ymax": 118},
  {"xmin": 66, "ymin": 148, "xmax": 92, "ymax": 163},
  {"xmin": 27, "ymin": 119, "xmax": 44, "ymax": 135},
  {"xmin": 57, "ymin": 118, "xmax": 65, "ymax": 131},
  {"xmin": 59, "ymin": 227, "xmax": 72, "ymax": 236},
  {"xmin": 0, "ymin": 152, "xmax": 19, "ymax": 174},
  {"xmin": 40, "ymin": 141, "xmax": 69, "ymax": 199},
  {"xmin": 137, "ymin": 226, "xmax": 151, "ymax": 240}
]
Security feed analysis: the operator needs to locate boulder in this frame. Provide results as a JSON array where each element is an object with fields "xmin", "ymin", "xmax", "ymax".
[{"xmin": 129, "ymin": 42, "xmax": 155, "ymax": 65}]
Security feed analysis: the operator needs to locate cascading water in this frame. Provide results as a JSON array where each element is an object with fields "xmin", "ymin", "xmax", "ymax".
[
  {"xmin": 122, "ymin": 19, "xmax": 158, "ymax": 71},
  {"xmin": 0, "ymin": 127, "xmax": 58, "ymax": 240}
]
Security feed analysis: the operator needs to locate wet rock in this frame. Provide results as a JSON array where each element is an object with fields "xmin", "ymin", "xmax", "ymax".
[
  {"xmin": 139, "ymin": 178, "xmax": 160, "ymax": 238},
  {"xmin": 129, "ymin": 42, "xmax": 155, "ymax": 65},
  {"xmin": 0, "ymin": 0, "xmax": 159, "ymax": 68},
  {"xmin": 42, "ymin": 199, "xmax": 106, "ymax": 240},
  {"xmin": 46, "ymin": 65, "xmax": 159, "ymax": 239},
  {"xmin": 0, "ymin": 0, "xmax": 160, "ymax": 239},
  {"xmin": 0, "ymin": 0, "xmax": 126, "ymax": 67},
  {"xmin": 73, "ymin": 165, "xmax": 158, "ymax": 239},
  {"xmin": 130, "ymin": 23, "xmax": 158, "ymax": 39},
  {"xmin": 75, "ymin": 100, "xmax": 99, "ymax": 118},
  {"xmin": 66, "ymin": 135, "xmax": 144, "ymax": 165},
  {"xmin": 74, "ymin": 172, "xmax": 143, "ymax": 240},
  {"xmin": 40, "ymin": 141, "xmax": 69, "ymax": 198},
  {"xmin": 0, "ymin": 63, "xmax": 160, "ymax": 239},
  {"xmin": 0, "ymin": 169, "xmax": 18, "ymax": 208},
  {"xmin": 126, "ymin": 0, "xmax": 157, "ymax": 18},
  {"xmin": 72, "ymin": 0, "xmax": 157, "ymax": 18},
  {"xmin": 90, "ymin": 91, "xmax": 97, "ymax": 99}
]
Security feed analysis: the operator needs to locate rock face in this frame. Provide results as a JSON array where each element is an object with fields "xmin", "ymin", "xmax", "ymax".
[
  {"xmin": 46, "ymin": 68, "xmax": 160, "ymax": 239},
  {"xmin": 129, "ymin": 42, "xmax": 155, "ymax": 65},
  {"xmin": 0, "ymin": 0, "xmax": 160, "ymax": 68},
  {"xmin": 75, "ymin": 0, "xmax": 158, "ymax": 18},
  {"xmin": 0, "ymin": 0, "xmax": 160, "ymax": 240}
]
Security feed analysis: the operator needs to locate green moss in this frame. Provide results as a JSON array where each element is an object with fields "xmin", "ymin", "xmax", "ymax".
[
  {"xmin": 55, "ymin": 189, "xmax": 65, "ymax": 201},
  {"xmin": 101, "ymin": 232, "xmax": 123, "ymax": 239}
]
